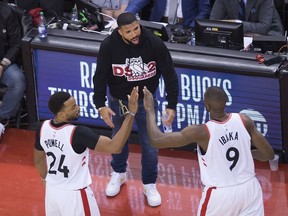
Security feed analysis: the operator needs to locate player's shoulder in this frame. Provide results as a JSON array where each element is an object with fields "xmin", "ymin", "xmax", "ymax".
[
  {"xmin": 238, "ymin": 113, "xmax": 254, "ymax": 131},
  {"xmin": 74, "ymin": 124, "xmax": 92, "ymax": 133}
]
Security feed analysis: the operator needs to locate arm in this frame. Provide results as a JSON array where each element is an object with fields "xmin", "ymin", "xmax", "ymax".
[
  {"xmin": 94, "ymin": 86, "xmax": 139, "ymax": 153},
  {"xmin": 188, "ymin": 0, "xmax": 211, "ymax": 27},
  {"xmin": 113, "ymin": 3, "xmax": 129, "ymax": 18},
  {"xmin": 102, "ymin": 0, "xmax": 129, "ymax": 18},
  {"xmin": 93, "ymin": 40, "xmax": 115, "ymax": 128},
  {"xmin": 34, "ymin": 124, "xmax": 47, "ymax": 180},
  {"xmin": 4, "ymin": 7, "xmax": 21, "ymax": 64},
  {"xmin": 196, "ymin": 0, "xmax": 212, "ymax": 19},
  {"xmin": 93, "ymin": 40, "xmax": 111, "ymax": 109},
  {"xmin": 241, "ymin": 114, "xmax": 274, "ymax": 161},
  {"xmin": 34, "ymin": 123, "xmax": 47, "ymax": 180},
  {"xmin": 143, "ymin": 86, "xmax": 208, "ymax": 149},
  {"xmin": 210, "ymin": 0, "xmax": 227, "ymax": 20},
  {"xmin": 34, "ymin": 149, "xmax": 47, "ymax": 180},
  {"xmin": 125, "ymin": 0, "xmax": 149, "ymax": 14},
  {"xmin": 155, "ymin": 40, "xmax": 179, "ymax": 123},
  {"xmin": 243, "ymin": 0, "xmax": 273, "ymax": 35}
]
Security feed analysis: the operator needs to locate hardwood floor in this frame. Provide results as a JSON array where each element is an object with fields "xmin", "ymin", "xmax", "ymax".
[{"xmin": 0, "ymin": 128, "xmax": 287, "ymax": 215}]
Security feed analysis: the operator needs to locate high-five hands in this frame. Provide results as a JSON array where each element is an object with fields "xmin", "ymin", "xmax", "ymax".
[
  {"xmin": 128, "ymin": 86, "xmax": 139, "ymax": 115},
  {"xmin": 143, "ymin": 86, "xmax": 154, "ymax": 112},
  {"xmin": 99, "ymin": 87, "xmax": 139, "ymax": 128}
]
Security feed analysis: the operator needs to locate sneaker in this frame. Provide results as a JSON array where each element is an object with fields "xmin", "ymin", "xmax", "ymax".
[
  {"xmin": 143, "ymin": 183, "xmax": 161, "ymax": 207},
  {"xmin": 105, "ymin": 172, "xmax": 127, "ymax": 197}
]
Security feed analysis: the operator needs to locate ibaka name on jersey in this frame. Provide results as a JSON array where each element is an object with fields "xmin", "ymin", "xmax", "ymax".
[
  {"xmin": 218, "ymin": 132, "xmax": 239, "ymax": 145},
  {"xmin": 112, "ymin": 56, "xmax": 156, "ymax": 81}
]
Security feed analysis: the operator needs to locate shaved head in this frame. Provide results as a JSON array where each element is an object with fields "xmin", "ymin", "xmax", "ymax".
[{"xmin": 204, "ymin": 86, "xmax": 228, "ymax": 113}]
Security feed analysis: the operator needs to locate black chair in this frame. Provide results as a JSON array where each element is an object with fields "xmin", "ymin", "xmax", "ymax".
[{"xmin": 0, "ymin": 3, "xmax": 33, "ymax": 128}]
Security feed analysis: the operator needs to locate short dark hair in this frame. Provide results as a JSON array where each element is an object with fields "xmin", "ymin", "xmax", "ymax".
[
  {"xmin": 205, "ymin": 86, "xmax": 228, "ymax": 103},
  {"xmin": 48, "ymin": 92, "xmax": 71, "ymax": 115},
  {"xmin": 117, "ymin": 12, "xmax": 137, "ymax": 28}
]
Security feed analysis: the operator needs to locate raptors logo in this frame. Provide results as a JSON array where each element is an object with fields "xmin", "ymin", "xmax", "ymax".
[{"xmin": 112, "ymin": 56, "xmax": 156, "ymax": 81}]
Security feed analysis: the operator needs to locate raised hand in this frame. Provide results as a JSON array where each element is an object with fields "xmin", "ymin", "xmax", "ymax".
[
  {"xmin": 143, "ymin": 86, "xmax": 155, "ymax": 112},
  {"xmin": 128, "ymin": 86, "xmax": 139, "ymax": 115}
]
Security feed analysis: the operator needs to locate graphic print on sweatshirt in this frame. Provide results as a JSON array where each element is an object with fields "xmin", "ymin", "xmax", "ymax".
[{"xmin": 112, "ymin": 56, "xmax": 156, "ymax": 81}]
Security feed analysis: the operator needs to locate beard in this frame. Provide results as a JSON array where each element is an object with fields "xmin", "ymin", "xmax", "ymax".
[
  {"xmin": 68, "ymin": 112, "xmax": 80, "ymax": 121},
  {"xmin": 123, "ymin": 35, "xmax": 141, "ymax": 47}
]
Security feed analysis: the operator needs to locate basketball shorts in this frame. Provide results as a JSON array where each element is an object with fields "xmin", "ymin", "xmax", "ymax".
[
  {"xmin": 45, "ymin": 184, "xmax": 100, "ymax": 216},
  {"xmin": 197, "ymin": 177, "xmax": 264, "ymax": 216}
]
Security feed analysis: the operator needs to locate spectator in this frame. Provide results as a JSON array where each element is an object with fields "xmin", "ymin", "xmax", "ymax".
[
  {"xmin": 15, "ymin": 0, "xmax": 65, "ymax": 16},
  {"xmin": 143, "ymin": 86, "xmax": 275, "ymax": 215},
  {"xmin": 34, "ymin": 88, "xmax": 138, "ymax": 215},
  {"xmin": 91, "ymin": 0, "xmax": 130, "ymax": 19},
  {"xmin": 0, "ymin": 1, "xmax": 26, "ymax": 138},
  {"xmin": 93, "ymin": 12, "xmax": 179, "ymax": 207},
  {"xmin": 126, "ymin": 0, "xmax": 211, "ymax": 28},
  {"xmin": 210, "ymin": 0, "xmax": 284, "ymax": 36}
]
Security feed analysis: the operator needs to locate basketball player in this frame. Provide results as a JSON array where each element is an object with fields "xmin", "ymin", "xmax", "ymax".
[
  {"xmin": 143, "ymin": 86, "xmax": 274, "ymax": 215},
  {"xmin": 34, "ymin": 87, "xmax": 138, "ymax": 216}
]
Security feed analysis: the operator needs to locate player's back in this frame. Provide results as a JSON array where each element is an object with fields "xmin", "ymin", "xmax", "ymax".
[{"xmin": 198, "ymin": 113, "xmax": 255, "ymax": 187}]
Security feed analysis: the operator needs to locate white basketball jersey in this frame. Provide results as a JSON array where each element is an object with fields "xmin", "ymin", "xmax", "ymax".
[
  {"xmin": 40, "ymin": 120, "xmax": 91, "ymax": 190},
  {"xmin": 197, "ymin": 113, "xmax": 255, "ymax": 187}
]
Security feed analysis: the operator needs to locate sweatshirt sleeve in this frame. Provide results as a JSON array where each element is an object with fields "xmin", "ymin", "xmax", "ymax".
[
  {"xmin": 93, "ymin": 40, "xmax": 111, "ymax": 109},
  {"xmin": 154, "ymin": 38, "xmax": 179, "ymax": 110},
  {"xmin": 4, "ymin": 7, "xmax": 21, "ymax": 63},
  {"xmin": 125, "ymin": 0, "xmax": 149, "ymax": 14}
]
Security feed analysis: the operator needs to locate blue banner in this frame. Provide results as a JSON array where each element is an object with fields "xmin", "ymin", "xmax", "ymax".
[{"xmin": 34, "ymin": 49, "xmax": 282, "ymax": 150}]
